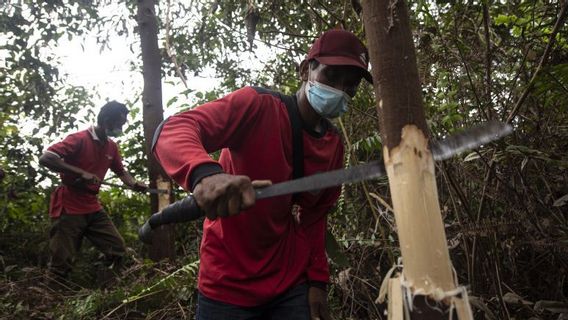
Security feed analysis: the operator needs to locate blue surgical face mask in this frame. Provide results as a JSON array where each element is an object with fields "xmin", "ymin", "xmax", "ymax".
[{"xmin": 305, "ymin": 80, "xmax": 351, "ymax": 118}]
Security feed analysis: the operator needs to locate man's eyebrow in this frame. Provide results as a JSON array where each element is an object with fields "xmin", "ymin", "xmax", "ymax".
[{"xmin": 324, "ymin": 67, "xmax": 341, "ymax": 77}]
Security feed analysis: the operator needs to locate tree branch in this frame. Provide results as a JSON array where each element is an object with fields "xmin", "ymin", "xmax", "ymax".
[
  {"xmin": 506, "ymin": 0, "xmax": 568, "ymax": 123},
  {"xmin": 483, "ymin": 1, "xmax": 493, "ymax": 119},
  {"xmin": 164, "ymin": 0, "xmax": 189, "ymax": 89}
]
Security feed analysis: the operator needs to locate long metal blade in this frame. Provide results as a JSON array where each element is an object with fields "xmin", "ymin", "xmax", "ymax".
[
  {"xmin": 254, "ymin": 161, "xmax": 385, "ymax": 199},
  {"xmin": 254, "ymin": 121, "xmax": 512, "ymax": 200},
  {"xmin": 430, "ymin": 120, "xmax": 512, "ymax": 161},
  {"xmin": 100, "ymin": 181, "xmax": 169, "ymax": 194}
]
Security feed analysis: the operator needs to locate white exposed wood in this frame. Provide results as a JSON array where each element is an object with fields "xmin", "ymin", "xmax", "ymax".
[
  {"xmin": 383, "ymin": 125, "xmax": 455, "ymax": 294},
  {"xmin": 388, "ymin": 276, "xmax": 404, "ymax": 320},
  {"xmin": 157, "ymin": 177, "xmax": 170, "ymax": 211},
  {"xmin": 455, "ymin": 296, "xmax": 474, "ymax": 320}
]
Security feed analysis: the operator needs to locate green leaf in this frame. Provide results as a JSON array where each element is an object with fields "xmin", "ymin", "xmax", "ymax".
[
  {"xmin": 326, "ymin": 230, "xmax": 349, "ymax": 268},
  {"xmin": 166, "ymin": 96, "xmax": 178, "ymax": 108},
  {"xmin": 494, "ymin": 14, "xmax": 514, "ymax": 26}
]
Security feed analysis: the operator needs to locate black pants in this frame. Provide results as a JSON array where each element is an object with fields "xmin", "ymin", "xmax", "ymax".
[{"xmin": 196, "ymin": 283, "xmax": 310, "ymax": 320}]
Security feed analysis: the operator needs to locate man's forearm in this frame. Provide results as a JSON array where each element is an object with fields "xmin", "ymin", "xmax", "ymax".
[
  {"xmin": 39, "ymin": 152, "xmax": 85, "ymax": 176},
  {"xmin": 118, "ymin": 172, "xmax": 136, "ymax": 187}
]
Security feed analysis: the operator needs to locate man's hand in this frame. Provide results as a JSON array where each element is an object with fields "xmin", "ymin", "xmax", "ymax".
[
  {"xmin": 193, "ymin": 173, "xmax": 271, "ymax": 220},
  {"xmin": 131, "ymin": 181, "xmax": 148, "ymax": 192},
  {"xmin": 309, "ymin": 286, "xmax": 331, "ymax": 320},
  {"xmin": 79, "ymin": 171, "xmax": 100, "ymax": 185}
]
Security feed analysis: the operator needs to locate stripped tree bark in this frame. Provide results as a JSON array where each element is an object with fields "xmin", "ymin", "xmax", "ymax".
[
  {"xmin": 361, "ymin": 0, "xmax": 472, "ymax": 318},
  {"xmin": 136, "ymin": 0, "xmax": 176, "ymax": 261}
]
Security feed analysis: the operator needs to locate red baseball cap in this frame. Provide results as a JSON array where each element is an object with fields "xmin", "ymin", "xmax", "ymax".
[{"xmin": 307, "ymin": 29, "xmax": 373, "ymax": 83}]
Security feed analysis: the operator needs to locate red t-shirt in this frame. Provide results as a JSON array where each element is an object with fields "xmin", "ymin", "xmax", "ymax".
[
  {"xmin": 154, "ymin": 87, "xmax": 344, "ymax": 306},
  {"xmin": 47, "ymin": 126, "xmax": 125, "ymax": 217}
]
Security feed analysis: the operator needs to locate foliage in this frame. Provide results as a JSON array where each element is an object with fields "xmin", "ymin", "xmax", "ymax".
[{"xmin": 1, "ymin": 1, "xmax": 97, "ymax": 235}]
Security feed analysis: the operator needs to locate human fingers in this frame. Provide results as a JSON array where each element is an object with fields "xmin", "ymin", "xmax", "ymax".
[
  {"xmin": 213, "ymin": 189, "xmax": 230, "ymax": 219},
  {"xmin": 238, "ymin": 176, "xmax": 256, "ymax": 209},
  {"xmin": 226, "ymin": 184, "xmax": 242, "ymax": 216},
  {"xmin": 251, "ymin": 179, "xmax": 272, "ymax": 188}
]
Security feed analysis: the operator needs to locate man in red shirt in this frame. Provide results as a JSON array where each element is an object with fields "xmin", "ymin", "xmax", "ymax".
[
  {"xmin": 153, "ymin": 29, "xmax": 372, "ymax": 319},
  {"xmin": 39, "ymin": 101, "xmax": 147, "ymax": 284}
]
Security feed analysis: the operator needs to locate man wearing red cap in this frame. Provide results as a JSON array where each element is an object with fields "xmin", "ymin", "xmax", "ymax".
[{"xmin": 153, "ymin": 29, "xmax": 372, "ymax": 319}]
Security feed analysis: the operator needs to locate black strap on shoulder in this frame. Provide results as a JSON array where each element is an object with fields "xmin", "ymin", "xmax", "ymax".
[
  {"xmin": 151, "ymin": 117, "xmax": 169, "ymax": 153},
  {"xmin": 251, "ymin": 87, "xmax": 304, "ymax": 180},
  {"xmin": 278, "ymin": 93, "xmax": 304, "ymax": 180}
]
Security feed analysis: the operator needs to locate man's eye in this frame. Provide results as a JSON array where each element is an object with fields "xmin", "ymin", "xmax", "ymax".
[
  {"xmin": 347, "ymin": 80, "xmax": 361, "ymax": 88},
  {"xmin": 325, "ymin": 69, "xmax": 338, "ymax": 80}
]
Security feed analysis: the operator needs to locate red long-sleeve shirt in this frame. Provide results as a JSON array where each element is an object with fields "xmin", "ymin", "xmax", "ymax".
[{"xmin": 153, "ymin": 87, "xmax": 344, "ymax": 306}]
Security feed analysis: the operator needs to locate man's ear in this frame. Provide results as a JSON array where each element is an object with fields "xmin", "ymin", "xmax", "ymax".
[
  {"xmin": 299, "ymin": 60, "xmax": 309, "ymax": 81},
  {"xmin": 100, "ymin": 117, "xmax": 111, "ymax": 129}
]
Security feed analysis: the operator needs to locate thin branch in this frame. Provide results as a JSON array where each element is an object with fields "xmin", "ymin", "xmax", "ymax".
[
  {"xmin": 440, "ymin": 163, "xmax": 473, "ymax": 221},
  {"xmin": 506, "ymin": 0, "xmax": 568, "ymax": 123},
  {"xmin": 164, "ymin": 0, "xmax": 188, "ymax": 89},
  {"xmin": 316, "ymin": 0, "xmax": 345, "ymax": 27},
  {"xmin": 214, "ymin": 17, "xmax": 308, "ymax": 54},
  {"xmin": 491, "ymin": 234, "xmax": 512, "ymax": 320},
  {"xmin": 453, "ymin": 20, "xmax": 485, "ymax": 121},
  {"xmin": 257, "ymin": 29, "xmax": 314, "ymax": 38},
  {"xmin": 351, "ymin": 104, "xmax": 379, "ymax": 121},
  {"xmin": 307, "ymin": 2, "xmax": 335, "ymax": 29},
  {"xmin": 482, "ymin": 1, "xmax": 493, "ymax": 119},
  {"xmin": 500, "ymin": 45, "xmax": 530, "ymax": 116},
  {"xmin": 547, "ymin": 70, "xmax": 568, "ymax": 94},
  {"xmin": 341, "ymin": 0, "xmax": 350, "ymax": 26},
  {"xmin": 337, "ymin": 117, "xmax": 395, "ymax": 265}
]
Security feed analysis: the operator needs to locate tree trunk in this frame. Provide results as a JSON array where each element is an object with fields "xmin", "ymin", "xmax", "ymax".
[
  {"xmin": 361, "ymin": 0, "xmax": 472, "ymax": 318},
  {"xmin": 136, "ymin": 0, "xmax": 175, "ymax": 261}
]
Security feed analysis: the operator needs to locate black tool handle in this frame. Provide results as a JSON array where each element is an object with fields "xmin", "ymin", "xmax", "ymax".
[{"xmin": 138, "ymin": 195, "xmax": 205, "ymax": 244}]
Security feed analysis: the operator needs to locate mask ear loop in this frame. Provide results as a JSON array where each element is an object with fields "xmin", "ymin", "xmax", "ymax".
[{"xmin": 304, "ymin": 80, "xmax": 314, "ymax": 106}]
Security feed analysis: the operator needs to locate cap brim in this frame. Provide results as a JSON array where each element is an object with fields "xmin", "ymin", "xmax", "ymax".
[{"xmin": 315, "ymin": 56, "xmax": 373, "ymax": 83}]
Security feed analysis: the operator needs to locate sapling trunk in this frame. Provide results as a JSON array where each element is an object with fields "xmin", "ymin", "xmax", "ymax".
[
  {"xmin": 137, "ymin": 0, "xmax": 175, "ymax": 260},
  {"xmin": 361, "ymin": 0, "xmax": 472, "ymax": 318}
]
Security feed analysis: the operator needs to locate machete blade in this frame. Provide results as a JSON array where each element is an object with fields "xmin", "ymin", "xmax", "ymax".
[
  {"xmin": 254, "ymin": 161, "xmax": 385, "ymax": 200},
  {"xmin": 254, "ymin": 120, "xmax": 513, "ymax": 199},
  {"xmin": 430, "ymin": 120, "xmax": 512, "ymax": 161}
]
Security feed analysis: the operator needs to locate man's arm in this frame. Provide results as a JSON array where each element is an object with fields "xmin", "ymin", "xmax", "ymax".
[
  {"xmin": 154, "ymin": 87, "xmax": 269, "ymax": 219},
  {"xmin": 117, "ymin": 172, "xmax": 147, "ymax": 192},
  {"xmin": 39, "ymin": 151, "xmax": 99, "ymax": 184}
]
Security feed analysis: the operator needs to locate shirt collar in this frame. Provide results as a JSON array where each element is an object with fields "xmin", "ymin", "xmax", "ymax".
[{"xmin": 88, "ymin": 125, "xmax": 107, "ymax": 142}]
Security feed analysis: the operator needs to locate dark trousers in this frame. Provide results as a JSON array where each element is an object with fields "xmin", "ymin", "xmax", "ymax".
[
  {"xmin": 196, "ymin": 283, "xmax": 310, "ymax": 320},
  {"xmin": 48, "ymin": 210, "xmax": 126, "ymax": 277}
]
